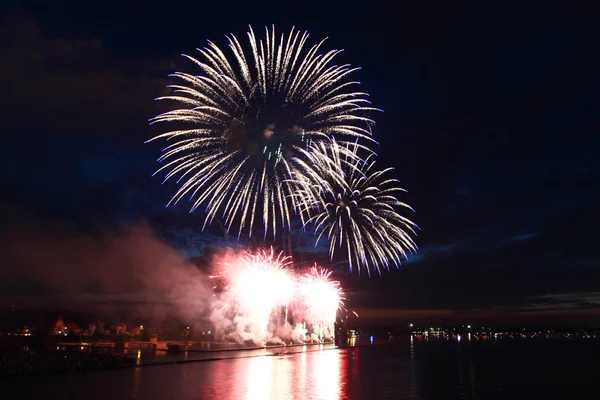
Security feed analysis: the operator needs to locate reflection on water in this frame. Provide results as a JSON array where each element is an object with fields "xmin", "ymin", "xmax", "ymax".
[
  {"xmin": 351, "ymin": 345, "xmax": 360, "ymax": 394},
  {"xmin": 246, "ymin": 357, "xmax": 273, "ymax": 400},
  {"xmin": 409, "ymin": 335, "xmax": 417, "ymax": 399},
  {"xmin": 238, "ymin": 346, "xmax": 341, "ymax": 399},
  {"xmin": 310, "ymin": 348, "xmax": 342, "ymax": 399},
  {"xmin": 131, "ymin": 367, "xmax": 141, "ymax": 399},
  {"xmin": 8, "ymin": 339, "xmax": 600, "ymax": 400},
  {"xmin": 270, "ymin": 355, "xmax": 292, "ymax": 399},
  {"xmin": 296, "ymin": 347, "xmax": 308, "ymax": 396}
]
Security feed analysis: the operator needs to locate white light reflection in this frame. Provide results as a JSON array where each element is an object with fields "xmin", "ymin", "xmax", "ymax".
[
  {"xmin": 297, "ymin": 348, "xmax": 308, "ymax": 396},
  {"xmin": 409, "ymin": 335, "xmax": 417, "ymax": 398},
  {"xmin": 245, "ymin": 356, "xmax": 273, "ymax": 400},
  {"xmin": 309, "ymin": 349, "xmax": 342, "ymax": 399},
  {"xmin": 271, "ymin": 355, "xmax": 293, "ymax": 398}
]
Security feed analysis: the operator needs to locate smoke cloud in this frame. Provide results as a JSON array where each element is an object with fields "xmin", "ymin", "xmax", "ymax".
[
  {"xmin": 0, "ymin": 211, "xmax": 341, "ymax": 344},
  {"xmin": 0, "ymin": 212, "xmax": 212, "ymax": 323}
]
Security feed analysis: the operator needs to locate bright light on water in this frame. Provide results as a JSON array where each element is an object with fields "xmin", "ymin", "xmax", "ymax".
[{"xmin": 4, "ymin": 342, "xmax": 599, "ymax": 399}]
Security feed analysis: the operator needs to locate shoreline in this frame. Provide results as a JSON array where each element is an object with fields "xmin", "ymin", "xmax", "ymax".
[
  {"xmin": 134, "ymin": 342, "xmax": 388, "ymax": 369},
  {"xmin": 153, "ymin": 341, "xmax": 332, "ymax": 353},
  {"xmin": 134, "ymin": 343, "xmax": 341, "ymax": 369},
  {"xmin": 1, "ymin": 342, "xmax": 384, "ymax": 379}
]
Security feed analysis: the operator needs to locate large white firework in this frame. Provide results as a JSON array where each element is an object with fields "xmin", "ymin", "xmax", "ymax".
[
  {"xmin": 293, "ymin": 140, "xmax": 418, "ymax": 275},
  {"xmin": 147, "ymin": 26, "xmax": 378, "ymax": 239}
]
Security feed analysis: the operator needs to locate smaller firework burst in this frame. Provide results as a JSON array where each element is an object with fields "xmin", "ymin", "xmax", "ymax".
[
  {"xmin": 298, "ymin": 265, "xmax": 345, "ymax": 341},
  {"xmin": 211, "ymin": 248, "xmax": 295, "ymax": 333},
  {"xmin": 292, "ymin": 140, "xmax": 418, "ymax": 276}
]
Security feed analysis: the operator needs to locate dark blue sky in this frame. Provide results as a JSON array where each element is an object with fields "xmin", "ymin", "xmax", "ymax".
[{"xmin": 0, "ymin": 0, "xmax": 598, "ymax": 324}]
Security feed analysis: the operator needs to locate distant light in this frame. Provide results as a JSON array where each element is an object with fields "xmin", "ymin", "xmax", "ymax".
[
  {"xmin": 467, "ymin": 325, "xmax": 471, "ymax": 329},
  {"xmin": 140, "ymin": 325, "xmax": 143, "ymax": 329},
  {"xmin": 458, "ymin": 335, "xmax": 461, "ymax": 342},
  {"xmin": 370, "ymin": 335, "xmax": 374, "ymax": 344},
  {"xmin": 187, "ymin": 327, "xmax": 190, "ymax": 330},
  {"xmin": 409, "ymin": 323, "xmax": 413, "ymax": 327}
]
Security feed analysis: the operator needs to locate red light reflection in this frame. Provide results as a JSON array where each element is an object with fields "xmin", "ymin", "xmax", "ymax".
[
  {"xmin": 173, "ymin": 346, "xmax": 347, "ymax": 398},
  {"xmin": 234, "ymin": 347, "xmax": 344, "ymax": 399}
]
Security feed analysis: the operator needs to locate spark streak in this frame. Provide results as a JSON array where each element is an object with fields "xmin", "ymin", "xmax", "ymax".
[{"xmin": 293, "ymin": 140, "xmax": 418, "ymax": 275}]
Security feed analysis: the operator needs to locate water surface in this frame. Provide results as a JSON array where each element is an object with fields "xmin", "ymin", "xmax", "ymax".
[{"xmin": 7, "ymin": 338, "xmax": 600, "ymax": 399}]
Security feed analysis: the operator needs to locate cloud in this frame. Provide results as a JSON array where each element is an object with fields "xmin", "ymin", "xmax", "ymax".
[
  {"xmin": 522, "ymin": 291, "xmax": 600, "ymax": 312},
  {"xmin": 0, "ymin": 11, "xmax": 170, "ymax": 136},
  {"xmin": 353, "ymin": 306, "xmax": 600, "ymax": 326},
  {"xmin": 510, "ymin": 233, "xmax": 539, "ymax": 242},
  {"xmin": 0, "ymin": 210, "xmax": 213, "ymax": 323}
]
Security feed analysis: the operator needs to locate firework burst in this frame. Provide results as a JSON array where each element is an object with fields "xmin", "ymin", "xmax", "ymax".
[
  {"xmin": 298, "ymin": 265, "xmax": 345, "ymax": 325},
  {"xmin": 212, "ymin": 248, "xmax": 295, "ymax": 331},
  {"xmin": 148, "ymin": 26, "xmax": 379, "ymax": 239},
  {"xmin": 209, "ymin": 249, "xmax": 354, "ymax": 343},
  {"xmin": 293, "ymin": 140, "xmax": 418, "ymax": 275}
]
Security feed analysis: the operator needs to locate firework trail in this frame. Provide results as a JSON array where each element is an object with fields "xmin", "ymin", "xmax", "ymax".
[
  {"xmin": 148, "ymin": 26, "xmax": 378, "ymax": 240},
  {"xmin": 293, "ymin": 140, "xmax": 418, "ymax": 276}
]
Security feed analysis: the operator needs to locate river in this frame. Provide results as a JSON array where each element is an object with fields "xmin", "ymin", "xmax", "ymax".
[{"xmin": 5, "ymin": 338, "xmax": 600, "ymax": 399}]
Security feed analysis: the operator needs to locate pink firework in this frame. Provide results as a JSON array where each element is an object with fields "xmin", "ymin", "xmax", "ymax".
[
  {"xmin": 298, "ymin": 265, "xmax": 345, "ymax": 327},
  {"xmin": 215, "ymin": 248, "xmax": 295, "ymax": 328}
]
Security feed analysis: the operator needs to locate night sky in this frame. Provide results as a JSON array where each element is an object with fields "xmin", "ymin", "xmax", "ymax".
[{"xmin": 1, "ymin": 0, "xmax": 598, "ymax": 326}]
